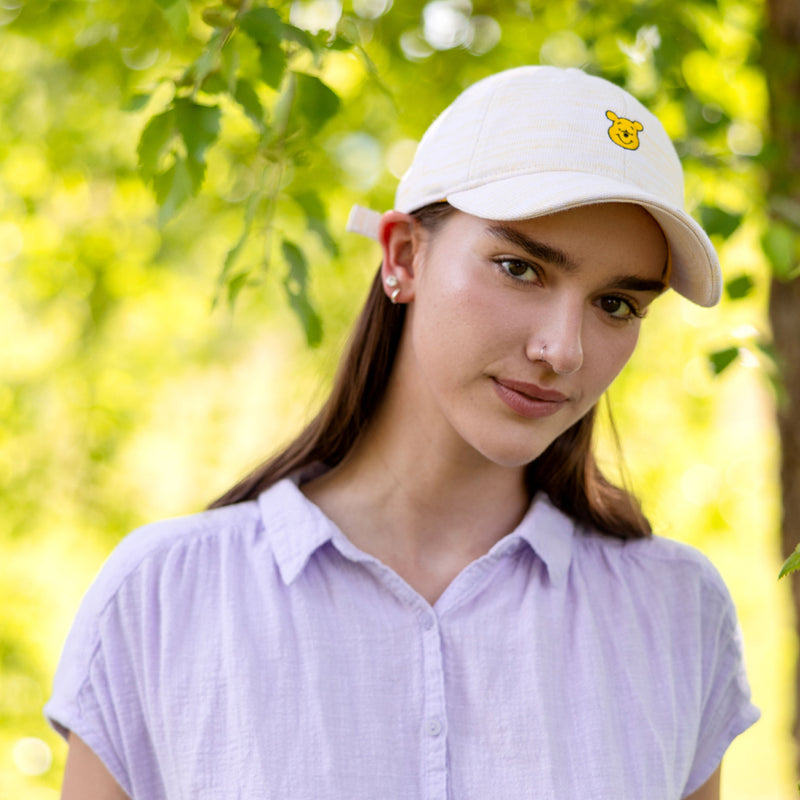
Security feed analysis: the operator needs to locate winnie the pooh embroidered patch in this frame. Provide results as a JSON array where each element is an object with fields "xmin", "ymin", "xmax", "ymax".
[{"xmin": 606, "ymin": 110, "xmax": 643, "ymax": 150}]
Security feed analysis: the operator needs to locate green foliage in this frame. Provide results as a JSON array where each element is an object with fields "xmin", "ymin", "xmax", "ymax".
[
  {"xmin": 709, "ymin": 346, "xmax": 740, "ymax": 375},
  {"xmin": 780, "ymin": 544, "xmax": 800, "ymax": 579},
  {"xmin": 700, "ymin": 205, "xmax": 744, "ymax": 240},
  {"xmin": 762, "ymin": 222, "xmax": 799, "ymax": 280},
  {"xmin": 1, "ymin": 0, "xmax": 792, "ymax": 795},
  {"xmin": 725, "ymin": 274, "xmax": 755, "ymax": 300},
  {"xmin": 129, "ymin": 0, "xmax": 362, "ymax": 337}
]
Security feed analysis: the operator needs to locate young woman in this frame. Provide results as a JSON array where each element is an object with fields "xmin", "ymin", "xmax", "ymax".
[{"xmin": 47, "ymin": 66, "xmax": 759, "ymax": 799}]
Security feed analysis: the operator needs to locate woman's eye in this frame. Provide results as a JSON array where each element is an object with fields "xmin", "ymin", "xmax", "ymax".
[
  {"xmin": 598, "ymin": 295, "xmax": 641, "ymax": 320},
  {"xmin": 495, "ymin": 258, "xmax": 538, "ymax": 282}
]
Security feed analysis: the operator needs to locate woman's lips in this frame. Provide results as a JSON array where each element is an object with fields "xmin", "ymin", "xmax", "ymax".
[{"xmin": 492, "ymin": 378, "xmax": 569, "ymax": 419}]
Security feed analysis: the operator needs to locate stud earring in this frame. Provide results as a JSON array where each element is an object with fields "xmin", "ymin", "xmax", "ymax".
[{"xmin": 385, "ymin": 275, "xmax": 401, "ymax": 303}]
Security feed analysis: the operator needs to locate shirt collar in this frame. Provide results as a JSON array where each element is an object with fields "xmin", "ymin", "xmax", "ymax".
[
  {"xmin": 261, "ymin": 476, "xmax": 575, "ymax": 589},
  {"xmin": 512, "ymin": 493, "xmax": 575, "ymax": 588},
  {"xmin": 260, "ymin": 475, "xmax": 338, "ymax": 585}
]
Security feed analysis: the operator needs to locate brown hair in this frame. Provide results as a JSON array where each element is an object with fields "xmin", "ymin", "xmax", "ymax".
[{"xmin": 209, "ymin": 203, "xmax": 650, "ymax": 540}]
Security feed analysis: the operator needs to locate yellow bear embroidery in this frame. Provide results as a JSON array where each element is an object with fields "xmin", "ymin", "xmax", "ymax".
[{"xmin": 606, "ymin": 110, "xmax": 643, "ymax": 150}]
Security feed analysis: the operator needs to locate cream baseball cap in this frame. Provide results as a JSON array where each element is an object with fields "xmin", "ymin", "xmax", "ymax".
[{"xmin": 347, "ymin": 65, "xmax": 722, "ymax": 307}]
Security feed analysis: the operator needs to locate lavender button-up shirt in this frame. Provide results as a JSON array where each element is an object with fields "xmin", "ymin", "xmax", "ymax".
[{"xmin": 46, "ymin": 477, "xmax": 758, "ymax": 799}]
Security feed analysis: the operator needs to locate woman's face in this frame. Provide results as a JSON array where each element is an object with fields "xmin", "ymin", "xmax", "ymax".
[{"xmin": 388, "ymin": 203, "xmax": 668, "ymax": 469}]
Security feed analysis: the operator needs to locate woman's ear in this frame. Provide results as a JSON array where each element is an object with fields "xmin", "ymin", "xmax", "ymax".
[{"xmin": 378, "ymin": 211, "xmax": 419, "ymax": 305}]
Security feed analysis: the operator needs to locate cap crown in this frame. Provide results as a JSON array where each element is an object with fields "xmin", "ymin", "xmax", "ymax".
[{"xmin": 396, "ymin": 66, "xmax": 685, "ymax": 214}]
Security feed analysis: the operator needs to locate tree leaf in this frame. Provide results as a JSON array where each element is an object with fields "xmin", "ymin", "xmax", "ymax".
[
  {"xmin": 239, "ymin": 7, "xmax": 283, "ymax": 46},
  {"xmin": 234, "ymin": 79, "xmax": 265, "ymax": 127},
  {"xmin": 190, "ymin": 30, "xmax": 225, "ymax": 86},
  {"xmin": 281, "ymin": 23, "xmax": 319, "ymax": 54},
  {"xmin": 201, "ymin": 72, "xmax": 228, "ymax": 95},
  {"xmin": 226, "ymin": 272, "xmax": 251, "ymax": 309},
  {"xmin": 293, "ymin": 73, "xmax": 340, "ymax": 131},
  {"xmin": 762, "ymin": 222, "xmax": 798, "ymax": 280},
  {"xmin": 123, "ymin": 93, "xmax": 151, "ymax": 112},
  {"xmin": 699, "ymin": 205, "xmax": 743, "ymax": 239},
  {"xmin": 292, "ymin": 190, "xmax": 339, "ymax": 256},
  {"xmin": 201, "ymin": 5, "xmax": 236, "ymax": 28},
  {"xmin": 153, "ymin": 158, "xmax": 194, "ymax": 225},
  {"xmin": 282, "ymin": 238, "xmax": 321, "ymax": 346},
  {"xmin": 725, "ymin": 274, "xmax": 755, "ymax": 300},
  {"xmin": 780, "ymin": 544, "xmax": 800, "ymax": 579},
  {"xmin": 708, "ymin": 346, "xmax": 740, "ymax": 375},
  {"xmin": 257, "ymin": 43, "xmax": 286, "ymax": 90},
  {"xmin": 138, "ymin": 108, "xmax": 176, "ymax": 179},
  {"xmin": 281, "ymin": 238, "xmax": 308, "ymax": 288},
  {"xmin": 162, "ymin": 0, "xmax": 190, "ymax": 38},
  {"xmin": 174, "ymin": 98, "xmax": 221, "ymax": 165}
]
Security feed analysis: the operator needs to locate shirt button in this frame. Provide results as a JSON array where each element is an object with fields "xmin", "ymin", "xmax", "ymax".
[
  {"xmin": 421, "ymin": 615, "xmax": 434, "ymax": 631},
  {"xmin": 426, "ymin": 717, "xmax": 443, "ymax": 737}
]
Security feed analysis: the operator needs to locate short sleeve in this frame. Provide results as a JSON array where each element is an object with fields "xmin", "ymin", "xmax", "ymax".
[
  {"xmin": 681, "ymin": 570, "xmax": 760, "ymax": 796},
  {"xmin": 44, "ymin": 525, "xmax": 175, "ymax": 800}
]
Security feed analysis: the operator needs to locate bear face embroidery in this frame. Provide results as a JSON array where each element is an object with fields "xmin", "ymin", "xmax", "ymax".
[{"xmin": 606, "ymin": 110, "xmax": 643, "ymax": 150}]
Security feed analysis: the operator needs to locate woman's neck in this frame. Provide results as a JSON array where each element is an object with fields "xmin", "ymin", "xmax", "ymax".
[{"xmin": 301, "ymin": 398, "xmax": 530, "ymax": 604}]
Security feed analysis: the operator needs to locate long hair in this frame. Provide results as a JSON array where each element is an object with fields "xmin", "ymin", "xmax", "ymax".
[{"xmin": 209, "ymin": 204, "xmax": 650, "ymax": 540}]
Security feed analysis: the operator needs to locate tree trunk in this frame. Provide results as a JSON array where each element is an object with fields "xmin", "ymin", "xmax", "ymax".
[{"xmin": 764, "ymin": 0, "xmax": 800, "ymax": 774}]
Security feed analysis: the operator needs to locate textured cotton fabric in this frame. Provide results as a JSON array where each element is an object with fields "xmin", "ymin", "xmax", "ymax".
[{"xmin": 46, "ymin": 477, "xmax": 759, "ymax": 799}]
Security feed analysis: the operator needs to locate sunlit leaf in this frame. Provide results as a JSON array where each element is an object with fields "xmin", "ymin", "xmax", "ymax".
[
  {"xmin": 725, "ymin": 274, "xmax": 755, "ymax": 301},
  {"xmin": 762, "ymin": 223, "xmax": 798, "ymax": 280},
  {"xmin": 780, "ymin": 544, "xmax": 800, "ymax": 579},
  {"xmin": 191, "ymin": 30, "xmax": 225, "ymax": 85},
  {"xmin": 220, "ymin": 37, "xmax": 240, "ymax": 92},
  {"xmin": 138, "ymin": 109, "xmax": 176, "ymax": 178},
  {"xmin": 282, "ymin": 23, "xmax": 319, "ymax": 54},
  {"xmin": 214, "ymin": 189, "xmax": 261, "ymax": 308},
  {"xmin": 154, "ymin": 158, "xmax": 194, "ymax": 224},
  {"xmin": 708, "ymin": 346, "xmax": 740, "ymax": 375},
  {"xmin": 282, "ymin": 238, "xmax": 308, "ymax": 288},
  {"xmin": 175, "ymin": 99, "xmax": 221, "ymax": 164},
  {"xmin": 292, "ymin": 191, "xmax": 339, "ymax": 256},
  {"xmin": 123, "ymin": 93, "xmax": 151, "ymax": 112},
  {"xmin": 239, "ymin": 7, "xmax": 283, "ymax": 45},
  {"xmin": 201, "ymin": 72, "xmax": 228, "ymax": 95},
  {"xmin": 162, "ymin": 0, "xmax": 190, "ymax": 38},
  {"xmin": 282, "ymin": 238, "xmax": 321, "ymax": 345},
  {"xmin": 754, "ymin": 339, "xmax": 779, "ymax": 367},
  {"xmin": 328, "ymin": 34, "xmax": 355, "ymax": 51},
  {"xmin": 699, "ymin": 205, "xmax": 743, "ymax": 239},
  {"xmin": 234, "ymin": 79, "xmax": 265, "ymax": 127},
  {"xmin": 257, "ymin": 43, "xmax": 287, "ymax": 89},
  {"xmin": 293, "ymin": 73, "xmax": 340, "ymax": 131},
  {"xmin": 226, "ymin": 272, "xmax": 251, "ymax": 309},
  {"xmin": 202, "ymin": 5, "xmax": 236, "ymax": 28}
]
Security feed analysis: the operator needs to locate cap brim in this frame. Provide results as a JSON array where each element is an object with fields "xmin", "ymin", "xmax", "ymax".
[{"xmin": 446, "ymin": 171, "xmax": 722, "ymax": 307}]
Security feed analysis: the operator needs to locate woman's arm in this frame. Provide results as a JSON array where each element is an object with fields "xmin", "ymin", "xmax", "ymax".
[
  {"xmin": 61, "ymin": 733, "xmax": 129, "ymax": 800},
  {"xmin": 684, "ymin": 764, "xmax": 721, "ymax": 800}
]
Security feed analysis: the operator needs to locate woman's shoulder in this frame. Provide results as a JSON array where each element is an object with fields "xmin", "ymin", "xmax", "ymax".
[
  {"xmin": 85, "ymin": 499, "xmax": 264, "ymax": 612},
  {"xmin": 572, "ymin": 525, "xmax": 736, "ymax": 614}
]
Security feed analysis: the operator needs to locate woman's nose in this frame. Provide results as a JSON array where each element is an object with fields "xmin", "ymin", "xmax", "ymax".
[{"xmin": 525, "ymin": 304, "xmax": 584, "ymax": 375}]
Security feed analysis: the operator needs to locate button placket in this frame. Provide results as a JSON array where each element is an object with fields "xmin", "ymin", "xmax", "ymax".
[{"xmin": 419, "ymin": 612, "xmax": 448, "ymax": 798}]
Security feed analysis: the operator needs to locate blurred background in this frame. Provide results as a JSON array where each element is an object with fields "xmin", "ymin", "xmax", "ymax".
[{"xmin": 1, "ymin": 0, "xmax": 798, "ymax": 796}]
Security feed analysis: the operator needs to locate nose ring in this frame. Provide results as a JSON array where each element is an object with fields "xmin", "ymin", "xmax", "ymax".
[{"xmin": 540, "ymin": 344, "xmax": 547, "ymax": 361}]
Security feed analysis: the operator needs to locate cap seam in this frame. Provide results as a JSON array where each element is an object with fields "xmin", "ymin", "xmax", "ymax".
[{"xmin": 466, "ymin": 83, "xmax": 498, "ymax": 185}]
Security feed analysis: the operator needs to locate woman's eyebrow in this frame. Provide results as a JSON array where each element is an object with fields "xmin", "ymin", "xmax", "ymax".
[
  {"xmin": 605, "ymin": 276, "xmax": 668, "ymax": 295},
  {"xmin": 486, "ymin": 223, "xmax": 577, "ymax": 271},
  {"xmin": 487, "ymin": 222, "xmax": 668, "ymax": 294}
]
